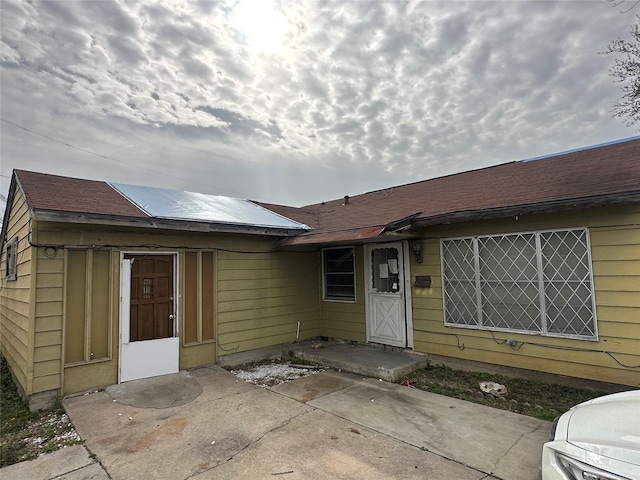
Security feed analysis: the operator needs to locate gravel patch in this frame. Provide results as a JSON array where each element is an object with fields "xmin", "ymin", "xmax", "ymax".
[{"xmin": 230, "ymin": 361, "xmax": 326, "ymax": 387}]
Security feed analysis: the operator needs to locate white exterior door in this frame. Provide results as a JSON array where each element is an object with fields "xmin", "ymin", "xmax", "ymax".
[
  {"xmin": 119, "ymin": 255, "xmax": 180, "ymax": 383},
  {"xmin": 365, "ymin": 243, "xmax": 408, "ymax": 347}
]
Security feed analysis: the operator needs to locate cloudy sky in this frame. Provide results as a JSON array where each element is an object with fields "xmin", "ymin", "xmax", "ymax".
[{"xmin": 0, "ymin": 0, "xmax": 637, "ymax": 209}]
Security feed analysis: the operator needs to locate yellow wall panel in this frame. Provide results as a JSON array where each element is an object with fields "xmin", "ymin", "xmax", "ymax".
[
  {"xmin": 35, "ymin": 301, "xmax": 63, "ymax": 317},
  {"xmin": 64, "ymin": 360, "xmax": 118, "ymax": 394},
  {"xmin": 592, "ymin": 260, "xmax": 640, "ymax": 276},
  {"xmin": 596, "ymin": 276, "xmax": 640, "ymax": 292},
  {"xmin": 32, "ymin": 374, "xmax": 61, "ymax": 393},
  {"xmin": 36, "ymin": 287, "xmax": 64, "ymax": 303},
  {"xmin": 2, "ymin": 315, "xmax": 29, "ymax": 344},
  {"xmin": 36, "ymin": 273, "xmax": 64, "ymax": 288},
  {"xmin": 218, "ymin": 303, "xmax": 316, "ymax": 323},
  {"xmin": 596, "ymin": 291, "xmax": 640, "ymax": 308},
  {"xmin": 180, "ymin": 342, "xmax": 216, "ymax": 369},
  {"xmin": 217, "ymin": 285, "xmax": 318, "ymax": 302},
  {"xmin": 33, "ymin": 359, "xmax": 60, "ymax": 377},
  {"xmin": 33, "ymin": 345, "xmax": 62, "ymax": 363},
  {"xmin": 217, "ymin": 293, "xmax": 319, "ymax": 313},
  {"xmin": 220, "ymin": 278, "xmax": 305, "ymax": 291},
  {"xmin": 597, "ymin": 305, "xmax": 640, "ymax": 323},
  {"xmin": 409, "ymin": 205, "xmax": 640, "ymax": 387},
  {"xmin": 35, "ymin": 316, "xmax": 62, "ymax": 332},
  {"xmin": 65, "ymin": 250, "xmax": 86, "ymax": 364},
  {"xmin": 217, "ymin": 313, "xmax": 317, "ymax": 334},
  {"xmin": 217, "ymin": 249, "xmax": 320, "ymax": 356},
  {"xmin": 36, "ymin": 258, "xmax": 64, "ymax": 274},
  {"xmin": 2, "ymin": 297, "xmax": 31, "ymax": 317},
  {"xmin": 34, "ymin": 330, "xmax": 62, "ymax": 347},
  {"xmin": 90, "ymin": 250, "xmax": 111, "ymax": 360},
  {"xmin": 591, "ymin": 244, "xmax": 640, "ymax": 261},
  {"xmin": 183, "ymin": 251, "xmax": 199, "ymax": 344},
  {"xmin": 5, "ymin": 287, "xmax": 31, "ymax": 303},
  {"xmin": 0, "ymin": 187, "xmax": 33, "ymax": 396},
  {"xmin": 590, "ymin": 227, "xmax": 640, "ymax": 245},
  {"xmin": 201, "ymin": 251, "xmax": 215, "ymax": 341}
]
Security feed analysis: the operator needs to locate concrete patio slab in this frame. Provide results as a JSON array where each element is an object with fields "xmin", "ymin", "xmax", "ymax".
[
  {"xmin": 269, "ymin": 369, "xmax": 363, "ymax": 403},
  {"xmin": 0, "ymin": 444, "xmax": 108, "ymax": 480},
  {"xmin": 105, "ymin": 370, "xmax": 203, "ymax": 408},
  {"xmin": 5, "ymin": 365, "xmax": 549, "ymax": 480},
  {"xmin": 308, "ymin": 377, "xmax": 548, "ymax": 480},
  {"xmin": 64, "ymin": 366, "xmax": 313, "ymax": 480},
  {"xmin": 195, "ymin": 407, "xmax": 487, "ymax": 480}
]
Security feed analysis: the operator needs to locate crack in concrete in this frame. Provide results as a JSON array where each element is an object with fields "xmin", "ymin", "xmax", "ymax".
[
  {"xmin": 489, "ymin": 423, "xmax": 545, "ymax": 476},
  {"xmin": 183, "ymin": 409, "xmax": 313, "ymax": 479},
  {"xmin": 49, "ymin": 455, "xmax": 112, "ymax": 480},
  {"xmin": 297, "ymin": 403, "xmax": 494, "ymax": 480}
]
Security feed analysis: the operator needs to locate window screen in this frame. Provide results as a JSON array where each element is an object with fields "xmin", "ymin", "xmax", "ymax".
[{"xmin": 323, "ymin": 247, "xmax": 356, "ymax": 301}]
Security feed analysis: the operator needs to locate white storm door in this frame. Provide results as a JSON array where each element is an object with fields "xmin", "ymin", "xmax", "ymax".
[
  {"xmin": 365, "ymin": 243, "xmax": 407, "ymax": 347},
  {"xmin": 119, "ymin": 255, "xmax": 180, "ymax": 383}
]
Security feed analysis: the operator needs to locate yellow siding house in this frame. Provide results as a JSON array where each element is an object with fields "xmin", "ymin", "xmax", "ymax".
[{"xmin": 2, "ymin": 137, "xmax": 639, "ymax": 408}]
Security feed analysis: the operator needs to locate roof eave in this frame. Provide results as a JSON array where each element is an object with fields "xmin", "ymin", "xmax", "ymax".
[
  {"xmin": 277, "ymin": 191, "xmax": 640, "ymax": 246},
  {"xmin": 411, "ymin": 191, "xmax": 640, "ymax": 228},
  {"xmin": 31, "ymin": 209, "xmax": 307, "ymax": 237},
  {"xmin": 276, "ymin": 225, "xmax": 389, "ymax": 247},
  {"xmin": 0, "ymin": 172, "xmax": 19, "ymax": 249}
]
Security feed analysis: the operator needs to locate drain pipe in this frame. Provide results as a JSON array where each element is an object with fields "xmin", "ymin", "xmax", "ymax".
[{"xmin": 296, "ymin": 321, "xmax": 301, "ymax": 339}]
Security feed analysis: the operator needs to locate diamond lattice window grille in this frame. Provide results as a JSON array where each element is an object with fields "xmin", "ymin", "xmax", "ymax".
[
  {"xmin": 477, "ymin": 234, "xmax": 542, "ymax": 332},
  {"xmin": 540, "ymin": 230, "xmax": 595, "ymax": 337},
  {"xmin": 442, "ymin": 238, "xmax": 477, "ymax": 325},
  {"xmin": 441, "ymin": 228, "xmax": 596, "ymax": 339}
]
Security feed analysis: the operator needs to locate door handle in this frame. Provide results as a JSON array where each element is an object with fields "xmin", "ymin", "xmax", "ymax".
[{"xmin": 169, "ymin": 314, "xmax": 174, "ymax": 320}]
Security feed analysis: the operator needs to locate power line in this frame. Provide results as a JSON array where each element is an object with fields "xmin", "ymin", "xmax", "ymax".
[
  {"xmin": 0, "ymin": 118, "xmax": 243, "ymax": 197},
  {"xmin": 2, "ymin": 118, "xmax": 122, "ymax": 163}
]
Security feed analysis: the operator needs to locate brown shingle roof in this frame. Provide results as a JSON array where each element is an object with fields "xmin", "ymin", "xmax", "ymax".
[
  {"xmin": 16, "ymin": 170, "xmax": 148, "ymax": 217},
  {"xmin": 11, "ymin": 137, "xmax": 640, "ymax": 244},
  {"xmin": 272, "ymin": 137, "xmax": 640, "ymax": 245}
]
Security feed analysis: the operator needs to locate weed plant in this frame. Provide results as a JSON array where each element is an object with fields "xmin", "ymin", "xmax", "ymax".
[
  {"xmin": 1, "ymin": 355, "xmax": 82, "ymax": 467},
  {"xmin": 399, "ymin": 363, "xmax": 619, "ymax": 422}
]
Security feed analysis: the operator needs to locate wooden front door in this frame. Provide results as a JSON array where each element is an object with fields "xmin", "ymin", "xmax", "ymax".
[
  {"xmin": 119, "ymin": 254, "xmax": 179, "ymax": 383},
  {"xmin": 129, "ymin": 255, "xmax": 174, "ymax": 341}
]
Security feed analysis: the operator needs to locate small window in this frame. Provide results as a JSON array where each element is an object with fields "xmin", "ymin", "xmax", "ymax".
[
  {"xmin": 5, "ymin": 237, "xmax": 18, "ymax": 281},
  {"xmin": 323, "ymin": 247, "xmax": 356, "ymax": 301}
]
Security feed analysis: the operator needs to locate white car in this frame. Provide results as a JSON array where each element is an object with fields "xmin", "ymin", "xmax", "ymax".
[{"xmin": 542, "ymin": 390, "xmax": 640, "ymax": 480}]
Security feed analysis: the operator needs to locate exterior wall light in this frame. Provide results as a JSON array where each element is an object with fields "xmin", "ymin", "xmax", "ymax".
[{"xmin": 409, "ymin": 239, "xmax": 423, "ymax": 264}]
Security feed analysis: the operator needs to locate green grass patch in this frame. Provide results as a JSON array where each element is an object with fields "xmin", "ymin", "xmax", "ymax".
[
  {"xmin": 1, "ymin": 355, "xmax": 82, "ymax": 467},
  {"xmin": 1, "ymin": 356, "xmax": 36, "ymax": 435},
  {"xmin": 399, "ymin": 363, "xmax": 618, "ymax": 422}
]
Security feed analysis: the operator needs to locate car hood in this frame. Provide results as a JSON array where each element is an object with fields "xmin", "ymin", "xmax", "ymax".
[{"xmin": 567, "ymin": 392, "xmax": 640, "ymax": 466}]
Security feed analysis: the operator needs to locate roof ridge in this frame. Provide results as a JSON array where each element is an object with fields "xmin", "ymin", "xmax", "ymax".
[
  {"xmin": 520, "ymin": 135, "xmax": 640, "ymax": 163},
  {"xmin": 301, "ymin": 136, "xmax": 640, "ymax": 209}
]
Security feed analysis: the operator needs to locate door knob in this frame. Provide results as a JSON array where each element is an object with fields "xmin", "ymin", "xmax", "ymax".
[{"xmin": 169, "ymin": 314, "xmax": 174, "ymax": 320}]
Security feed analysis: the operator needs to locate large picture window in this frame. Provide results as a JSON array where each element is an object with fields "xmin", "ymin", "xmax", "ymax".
[
  {"xmin": 323, "ymin": 247, "xmax": 356, "ymax": 301},
  {"xmin": 441, "ymin": 228, "xmax": 597, "ymax": 339}
]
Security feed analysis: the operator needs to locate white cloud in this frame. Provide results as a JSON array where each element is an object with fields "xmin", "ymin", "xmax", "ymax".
[{"xmin": 0, "ymin": 0, "xmax": 636, "ymax": 208}]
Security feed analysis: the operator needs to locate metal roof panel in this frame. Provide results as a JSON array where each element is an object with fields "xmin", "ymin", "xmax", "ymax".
[{"xmin": 109, "ymin": 183, "xmax": 309, "ymax": 230}]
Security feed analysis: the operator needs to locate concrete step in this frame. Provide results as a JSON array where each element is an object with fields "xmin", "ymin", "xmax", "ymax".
[{"xmin": 291, "ymin": 339, "xmax": 428, "ymax": 382}]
